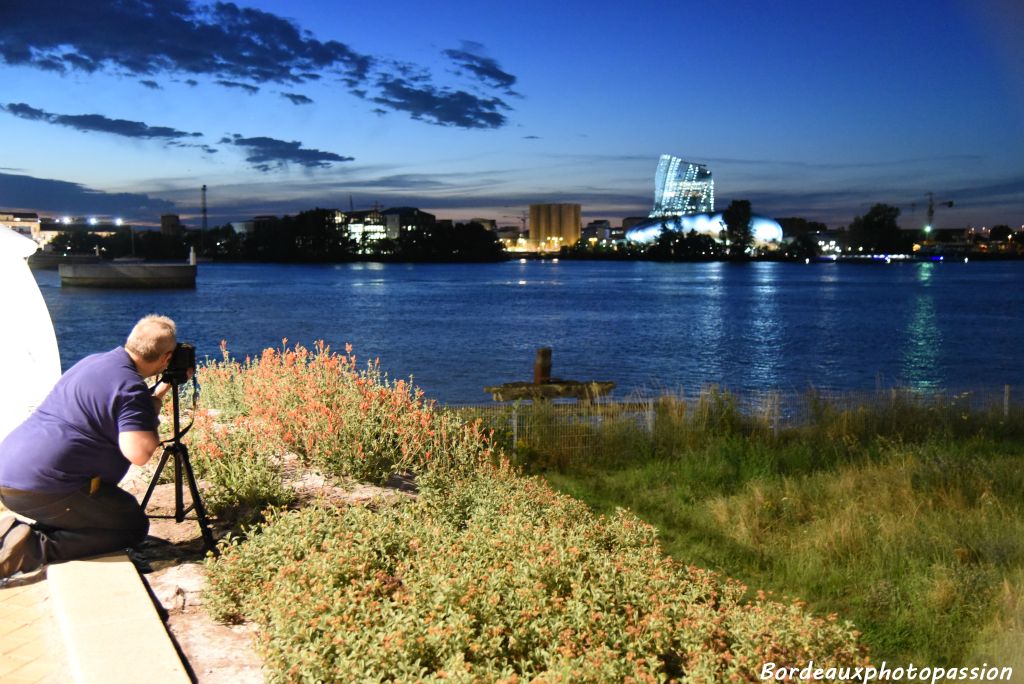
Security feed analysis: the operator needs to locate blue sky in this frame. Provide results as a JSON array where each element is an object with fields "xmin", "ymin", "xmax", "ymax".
[{"xmin": 1, "ymin": 0, "xmax": 1022, "ymax": 230}]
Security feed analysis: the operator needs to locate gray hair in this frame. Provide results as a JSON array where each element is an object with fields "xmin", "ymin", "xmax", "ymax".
[{"xmin": 125, "ymin": 314, "xmax": 177, "ymax": 362}]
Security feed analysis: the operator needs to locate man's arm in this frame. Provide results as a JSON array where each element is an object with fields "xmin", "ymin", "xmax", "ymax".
[
  {"xmin": 119, "ymin": 430, "xmax": 161, "ymax": 465},
  {"xmin": 151, "ymin": 381, "xmax": 171, "ymax": 414}
]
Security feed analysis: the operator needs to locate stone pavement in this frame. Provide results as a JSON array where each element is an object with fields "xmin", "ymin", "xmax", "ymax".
[
  {"xmin": 0, "ymin": 568, "xmax": 69, "ymax": 683},
  {"xmin": 1, "ymin": 553, "xmax": 190, "ymax": 684}
]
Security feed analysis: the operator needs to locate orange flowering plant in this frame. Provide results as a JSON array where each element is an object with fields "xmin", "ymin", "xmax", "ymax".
[{"xmin": 187, "ymin": 340, "xmax": 494, "ymax": 516}]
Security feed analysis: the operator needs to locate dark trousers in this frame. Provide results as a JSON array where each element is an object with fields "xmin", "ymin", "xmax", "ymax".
[{"xmin": 0, "ymin": 483, "xmax": 149, "ymax": 572}]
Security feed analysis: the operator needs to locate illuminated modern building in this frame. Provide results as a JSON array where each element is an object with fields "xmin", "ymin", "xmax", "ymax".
[
  {"xmin": 650, "ymin": 154, "xmax": 714, "ymax": 217},
  {"xmin": 529, "ymin": 203, "xmax": 581, "ymax": 251},
  {"xmin": 625, "ymin": 212, "xmax": 783, "ymax": 247},
  {"xmin": 339, "ymin": 208, "xmax": 387, "ymax": 251}
]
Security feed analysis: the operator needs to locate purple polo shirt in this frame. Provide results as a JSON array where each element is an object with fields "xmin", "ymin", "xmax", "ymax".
[{"xmin": 0, "ymin": 347, "xmax": 158, "ymax": 493}]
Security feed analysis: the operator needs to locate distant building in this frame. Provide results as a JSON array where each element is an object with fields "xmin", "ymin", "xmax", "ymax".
[
  {"xmin": 337, "ymin": 208, "xmax": 387, "ymax": 251},
  {"xmin": 625, "ymin": 212, "xmax": 783, "ymax": 248},
  {"xmin": 160, "ymin": 214, "xmax": 184, "ymax": 237},
  {"xmin": 529, "ymin": 203, "xmax": 581, "ymax": 251},
  {"xmin": 0, "ymin": 212, "xmax": 39, "ymax": 240},
  {"xmin": 231, "ymin": 215, "xmax": 279, "ymax": 236},
  {"xmin": 582, "ymin": 220, "xmax": 612, "ymax": 242},
  {"xmin": 382, "ymin": 207, "xmax": 436, "ymax": 237},
  {"xmin": 622, "ymin": 216, "xmax": 648, "ymax": 232},
  {"xmin": 650, "ymin": 154, "xmax": 714, "ymax": 217},
  {"xmin": 35, "ymin": 217, "xmax": 126, "ymax": 249},
  {"xmin": 496, "ymin": 226, "xmax": 528, "ymax": 251},
  {"xmin": 470, "ymin": 218, "xmax": 498, "ymax": 231},
  {"xmin": 230, "ymin": 221, "xmax": 253, "ymax": 235}
]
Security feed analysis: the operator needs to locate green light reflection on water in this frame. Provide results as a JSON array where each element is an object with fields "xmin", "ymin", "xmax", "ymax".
[{"xmin": 903, "ymin": 263, "xmax": 941, "ymax": 391}]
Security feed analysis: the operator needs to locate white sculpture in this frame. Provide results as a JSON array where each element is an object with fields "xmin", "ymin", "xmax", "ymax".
[{"xmin": 0, "ymin": 228, "xmax": 61, "ymax": 441}]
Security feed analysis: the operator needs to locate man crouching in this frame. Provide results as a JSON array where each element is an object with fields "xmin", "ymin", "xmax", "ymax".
[{"xmin": 0, "ymin": 315, "xmax": 179, "ymax": 579}]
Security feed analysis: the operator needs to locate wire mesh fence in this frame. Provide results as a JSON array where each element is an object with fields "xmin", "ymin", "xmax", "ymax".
[{"xmin": 446, "ymin": 385, "xmax": 1023, "ymax": 464}]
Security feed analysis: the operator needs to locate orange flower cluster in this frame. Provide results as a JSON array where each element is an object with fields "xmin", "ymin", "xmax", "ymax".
[{"xmin": 194, "ymin": 340, "xmax": 494, "ymax": 485}]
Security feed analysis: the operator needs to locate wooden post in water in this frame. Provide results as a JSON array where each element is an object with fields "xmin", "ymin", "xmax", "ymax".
[
  {"xmin": 534, "ymin": 347, "xmax": 552, "ymax": 385},
  {"xmin": 484, "ymin": 347, "xmax": 613, "ymax": 402}
]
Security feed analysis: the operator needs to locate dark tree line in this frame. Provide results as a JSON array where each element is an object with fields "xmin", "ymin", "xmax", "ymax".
[{"xmin": 48, "ymin": 209, "xmax": 506, "ymax": 263}]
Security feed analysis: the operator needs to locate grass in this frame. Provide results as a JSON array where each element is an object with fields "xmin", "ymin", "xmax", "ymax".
[
  {"xmin": 468, "ymin": 392, "xmax": 1024, "ymax": 670},
  {"xmin": 194, "ymin": 346, "xmax": 869, "ymax": 681}
]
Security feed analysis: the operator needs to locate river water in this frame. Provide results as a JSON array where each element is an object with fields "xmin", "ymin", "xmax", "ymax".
[{"xmin": 32, "ymin": 260, "xmax": 1023, "ymax": 404}]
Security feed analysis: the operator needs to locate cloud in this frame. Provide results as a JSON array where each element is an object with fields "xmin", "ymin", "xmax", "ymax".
[
  {"xmin": 223, "ymin": 134, "xmax": 354, "ymax": 171},
  {"xmin": 216, "ymin": 80, "xmax": 260, "ymax": 94},
  {"xmin": 0, "ymin": 102, "xmax": 373, "ymax": 165},
  {"xmin": 0, "ymin": 0, "xmax": 372, "ymax": 85},
  {"xmin": 372, "ymin": 77, "xmax": 509, "ymax": 129},
  {"xmin": 0, "ymin": 171, "xmax": 175, "ymax": 215},
  {"xmin": 0, "ymin": 1, "xmax": 520, "ymax": 129},
  {"xmin": 139, "ymin": 79, "xmax": 161, "ymax": 90},
  {"xmin": 443, "ymin": 42, "xmax": 518, "ymax": 95},
  {"xmin": 523, "ymin": 135, "xmax": 541, "ymax": 140},
  {"xmin": 2, "ymin": 102, "xmax": 200, "ymax": 139},
  {"xmin": 167, "ymin": 141, "xmax": 219, "ymax": 155},
  {"xmin": 282, "ymin": 92, "xmax": 313, "ymax": 105}
]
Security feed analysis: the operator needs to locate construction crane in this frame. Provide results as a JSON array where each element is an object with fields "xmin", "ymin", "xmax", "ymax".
[
  {"xmin": 924, "ymin": 192, "xmax": 954, "ymax": 234},
  {"xmin": 502, "ymin": 211, "xmax": 528, "ymax": 234}
]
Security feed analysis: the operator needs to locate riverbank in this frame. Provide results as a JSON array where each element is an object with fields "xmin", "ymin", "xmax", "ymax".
[{"xmin": 474, "ymin": 395, "xmax": 1024, "ymax": 668}]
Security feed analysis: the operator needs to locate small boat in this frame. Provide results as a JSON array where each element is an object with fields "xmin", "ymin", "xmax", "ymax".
[
  {"xmin": 26, "ymin": 252, "xmax": 101, "ymax": 270},
  {"xmin": 58, "ymin": 262, "xmax": 197, "ymax": 288},
  {"xmin": 58, "ymin": 248, "xmax": 198, "ymax": 288}
]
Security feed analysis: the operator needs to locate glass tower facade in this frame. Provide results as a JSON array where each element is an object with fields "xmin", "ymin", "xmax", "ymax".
[{"xmin": 650, "ymin": 154, "xmax": 714, "ymax": 217}]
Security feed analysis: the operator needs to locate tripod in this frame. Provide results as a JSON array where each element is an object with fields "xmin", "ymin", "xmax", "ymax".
[{"xmin": 141, "ymin": 381, "xmax": 218, "ymax": 555}]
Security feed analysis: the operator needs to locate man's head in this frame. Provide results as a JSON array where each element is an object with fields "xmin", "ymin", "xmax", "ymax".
[{"xmin": 125, "ymin": 315, "xmax": 177, "ymax": 377}]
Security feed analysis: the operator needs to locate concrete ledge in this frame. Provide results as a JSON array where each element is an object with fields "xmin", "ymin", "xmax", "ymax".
[{"xmin": 47, "ymin": 553, "xmax": 190, "ymax": 684}]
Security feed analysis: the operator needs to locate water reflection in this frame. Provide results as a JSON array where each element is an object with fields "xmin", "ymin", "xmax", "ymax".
[
  {"xmin": 903, "ymin": 264, "xmax": 941, "ymax": 390},
  {"xmin": 691, "ymin": 263, "xmax": 725, "ymax": 383},
  {"xmin": 813, "ymin": 267, "xmax": 842, "ymax": 381},
  {"xmin": 748, "ymin": 263, "xmax": 781, "ymax": 388}
]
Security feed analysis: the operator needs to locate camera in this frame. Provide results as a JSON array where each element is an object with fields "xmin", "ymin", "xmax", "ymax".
[{"xmin": 162, "ymin": 342, "xmax": 196, "ymax": 385}]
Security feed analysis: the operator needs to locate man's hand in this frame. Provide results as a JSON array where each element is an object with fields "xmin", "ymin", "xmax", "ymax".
[
  {"xmin": 119, "ymin": 430, "xmax": 160, "ymax": 465},
  {"xmin": 151, "ymin": 381, "xmax": 172, "ymax": 400},
  {"xmin": 151, "ymin": 380, "xmax": 174, "ymax": 415}
]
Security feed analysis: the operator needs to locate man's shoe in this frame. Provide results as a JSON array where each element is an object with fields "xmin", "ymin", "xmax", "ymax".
[{"xmin": 0, "ymin": 523, "xmax": 32, "ymax": 579}]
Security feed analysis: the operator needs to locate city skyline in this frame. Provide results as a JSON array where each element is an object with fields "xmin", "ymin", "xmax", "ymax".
[{"xmin": 1, "ymin": 0, "xmax": 1022, "ymax": 230}]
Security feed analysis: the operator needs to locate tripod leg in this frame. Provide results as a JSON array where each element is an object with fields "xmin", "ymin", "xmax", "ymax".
[
  {"xmin": 178, "ymin": 445, "xmax": 219, "ymax": 555},
  {"xmin": 173, "ymin": 446, "xmax": 185, "ymax": 523},
  {"xmin": 141, "ymin": 446, "xmax": 173, "ymax": 511}
]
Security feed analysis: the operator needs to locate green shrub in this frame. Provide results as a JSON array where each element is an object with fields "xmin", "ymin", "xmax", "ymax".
[{"xmin": 207, "ymin": 465, "xmax": 866, "ymax": 682}]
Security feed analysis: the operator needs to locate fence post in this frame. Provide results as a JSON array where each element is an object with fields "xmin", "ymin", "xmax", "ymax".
[
  {"xmin": 511, "ymin": 406, "xmax": 519, "ymax": 448},
  {"xmin": 646, "ymin": 399, "xmax": 655, "ymax": 435},
  {"xmin": 1005, "ymin": 385, "xmax": 1011, "ymax": 419}
]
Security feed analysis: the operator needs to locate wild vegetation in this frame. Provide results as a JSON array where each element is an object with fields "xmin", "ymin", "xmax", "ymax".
[
  {"xmin": 189, "ymin": 343, "xmax": 868, "ymax": 681},
  {"xmin": 465, "ymin": 391, "xmax": 1024, "ymax": 670}
]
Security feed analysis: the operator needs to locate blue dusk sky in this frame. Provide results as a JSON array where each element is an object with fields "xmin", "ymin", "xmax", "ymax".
[{"xmin": 1, "ymin": 0, "xmax": 1022, "ymax": 230}]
